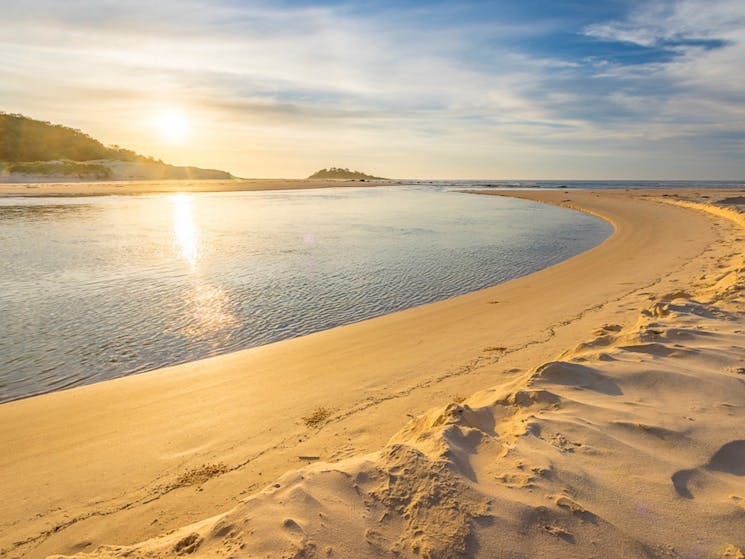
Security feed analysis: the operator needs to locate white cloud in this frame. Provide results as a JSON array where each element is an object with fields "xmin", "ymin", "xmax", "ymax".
[
  {"xmin": 584, "ymin": 0, "xmax": 745, "ymax": 46},
  {"xmin": 0, "ymin": 0, "xmax": 744, "ymax": 178}
]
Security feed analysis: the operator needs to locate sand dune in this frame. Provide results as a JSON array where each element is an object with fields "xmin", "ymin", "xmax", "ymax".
[{"xmin": 3, "ymin": 189, "xmax": 745, "ymax": 558}]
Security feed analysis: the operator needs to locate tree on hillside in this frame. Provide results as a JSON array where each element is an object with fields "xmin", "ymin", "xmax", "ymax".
[
  {"xmin": 308, "ymin": 167, "xmax": 385, "ymax": 180},
  {"xmin": 0, "ymin": 113, "xmax": 147, "ymax": 163}
]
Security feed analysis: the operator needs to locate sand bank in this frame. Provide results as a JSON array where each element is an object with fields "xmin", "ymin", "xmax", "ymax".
[
  {"xmin": 2, "ymin": 189, "xmax": 745, "ymax": 558},
  {"xmin": 0, "ymin": 178, "xmax": 392, "ymax": 197}
]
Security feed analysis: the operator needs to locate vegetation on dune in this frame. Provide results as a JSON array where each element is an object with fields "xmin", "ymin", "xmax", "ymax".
[
  {"xmin": 0, "ymin": 112, "xmax": 146, "ymax": 163},
  {"xmin": 5, "ymin": 160, "xmax": 113, "ymax": 179},
  {"xmin": 308, "ymin": 167, "xmax": 385, "ymax": 180},
  {"xmin": 0, "ymin": 112, "xmax": 232, "ymax": 179}
]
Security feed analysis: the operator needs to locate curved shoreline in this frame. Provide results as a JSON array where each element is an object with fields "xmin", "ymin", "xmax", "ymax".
[
  {"xmin": 1, "ymin": 189, "xmax": 738, "ymax": 557},
  {"xmin": 0, "ymin": 190, "xmax": 611, "ymax": 406}
]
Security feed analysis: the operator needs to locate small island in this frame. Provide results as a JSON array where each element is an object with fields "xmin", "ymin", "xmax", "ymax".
[
  {"xmin": 0, "ymin": 113, "xmax": 232, "ymax": 181},
  {"xmin": 308, "ymin": 167, "xmax": 386, "ymax": 180}
]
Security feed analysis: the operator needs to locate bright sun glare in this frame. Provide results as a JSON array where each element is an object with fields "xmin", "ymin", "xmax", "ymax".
[{"xmin": 156, "ymin": 110, "xmax": 189, "ymax": 142}]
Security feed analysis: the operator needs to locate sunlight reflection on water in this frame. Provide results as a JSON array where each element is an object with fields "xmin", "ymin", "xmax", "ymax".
[
  {"xmin": 180, "ymin": 283, "xmax": 239, "ymax": 341},
  {"xmin": 0, "ymin": 186, "xmax": 613, "ymax": 402},
  {"xmin": 172, "ymin": 193, "xmax": 238, "ymax": 340},
  {"xmin": 173, "ymin": 193, "xmax": 199, "ymax": 271}
]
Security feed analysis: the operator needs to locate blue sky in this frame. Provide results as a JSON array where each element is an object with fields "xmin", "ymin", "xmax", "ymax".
[{"xmin": 1, "ymin": 0, "xmax": 744, "ymax": 178}]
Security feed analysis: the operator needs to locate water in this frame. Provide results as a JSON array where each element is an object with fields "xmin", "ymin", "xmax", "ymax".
[{"xmin": 0, "ymin": 186, "xmax": 612, "ymax": 402}]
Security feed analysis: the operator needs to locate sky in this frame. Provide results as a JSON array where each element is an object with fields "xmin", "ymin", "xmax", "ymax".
[{"xmin": 1, "ymin": 0, "xmax": 745, "ymax": 179}]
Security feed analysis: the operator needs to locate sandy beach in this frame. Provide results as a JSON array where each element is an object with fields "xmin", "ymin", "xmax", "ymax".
[
  {"xmin": 0, "ymin": 178, "xmax": 393, "ymax": 197},
  {"xmin": 3, "ymin": 188, "xmax": 745, "ymax": 558}
]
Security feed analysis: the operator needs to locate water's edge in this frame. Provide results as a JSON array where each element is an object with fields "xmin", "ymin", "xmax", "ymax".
[{"xmin": 0, "ymin": 187, "xmax": 613, "ymax": 402}]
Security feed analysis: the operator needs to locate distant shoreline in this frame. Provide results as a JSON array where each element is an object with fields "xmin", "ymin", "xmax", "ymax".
[
  {"xmin": 3, "ymin": 178, "xmax": 745, "ymax": 198},
  {"xmin": 0, "ymin": 178, "xmax": 397, "ymax": 197}
]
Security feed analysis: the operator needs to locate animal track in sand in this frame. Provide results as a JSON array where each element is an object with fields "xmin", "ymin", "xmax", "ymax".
[
  {"xmin": 554, "ymin": 495, "xmax": 598, "ymax": 523},
  {"xmin": 543, "ymin": 524, "xmax": 575, "ymax": 542},
  {"xmin": 173, "ymin": 532, "xmax": 201, "ymax": 555},
  {"xmin": 174, "ymin": 463, "xmax": 229, "ymax": 487},
  {"xmin": 547, "ymin": 432, "xmax": 583, "ymax": 453}
]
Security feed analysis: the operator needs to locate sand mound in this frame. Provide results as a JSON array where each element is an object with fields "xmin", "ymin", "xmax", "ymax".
[{"xmin": 54, "ymin": 242, "xmax": 745, "ymax": 556}]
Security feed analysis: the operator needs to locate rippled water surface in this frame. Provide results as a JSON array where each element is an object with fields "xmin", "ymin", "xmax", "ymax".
[{"xmin": 0, "ymin": 186, "xmax": 612, "ymax": 402}]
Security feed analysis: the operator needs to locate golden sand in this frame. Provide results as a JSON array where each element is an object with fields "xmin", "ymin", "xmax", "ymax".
[{"xmin": 2, "ymin": 189, "xmax": 745, "ymax": 558}]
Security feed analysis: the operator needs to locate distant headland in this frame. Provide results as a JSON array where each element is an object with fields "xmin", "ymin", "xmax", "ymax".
[
  {"xmin": 308, "ymin": 167, "xmax": 386, "ymax": 180},
  {"xmin": 0, "ymin": 113, "xmax": 232, "ymax": 182}
]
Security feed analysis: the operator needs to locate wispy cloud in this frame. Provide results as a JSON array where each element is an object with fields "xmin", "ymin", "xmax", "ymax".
[{"xmin": 0, "ymin": 0, "xmax": 744, "ymax": 178}]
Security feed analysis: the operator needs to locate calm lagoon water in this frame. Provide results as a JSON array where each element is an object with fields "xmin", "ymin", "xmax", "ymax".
[{"xmin": 0, "ymin": 186, "xmax": 612, "ymax": 402}]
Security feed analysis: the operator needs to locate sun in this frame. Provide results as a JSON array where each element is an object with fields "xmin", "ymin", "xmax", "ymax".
[{"xmin": 155, "ymin": 110, "xmax": 190, "ymax": 142}]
